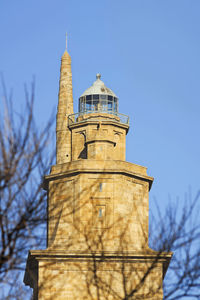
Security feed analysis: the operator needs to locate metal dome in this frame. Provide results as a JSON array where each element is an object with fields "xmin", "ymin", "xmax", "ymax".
[{"xmin": 80, "ymin": 74, "xmax": 117, "ymax": 98}]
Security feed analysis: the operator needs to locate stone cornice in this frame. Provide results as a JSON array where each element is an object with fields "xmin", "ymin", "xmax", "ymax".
[{"xmin": 44, "ymin": 160, "xmax": 154, "ymax": 190}]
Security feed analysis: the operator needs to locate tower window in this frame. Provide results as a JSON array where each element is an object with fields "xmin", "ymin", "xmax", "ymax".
[
  {"xmin": 99, "ymin": 183, "xmax": 103, "ymax": 192},
  {"xmin": 93, "ymin": 100, "xmax": 99, "ymax": 111},
  {"xmin": 114, "ymin": 97, "xmax": 118, "ymax": 112},
  {"xmin": 99, "ymin": 208, "xmax": 103, "ymax": 218},
  {"xmin": 101, "ymin": 99, "xmax": 107, "ymax": 111},
  {"xmin": 108, "ymin": 101, "xmax": 112, "ymax": 111},
  {"xmin": 93, "ymin": 205, "xmax": 106, "ymax": 228},
  {"xmin": 93, "ymin": 94, "xmax": 99, "ymax": 100},
  {"xmin": 86, "ymin": 99, "xmax": 92, "ymax": 110}
]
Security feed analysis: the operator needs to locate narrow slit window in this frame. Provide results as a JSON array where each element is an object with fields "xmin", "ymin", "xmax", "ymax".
[
  {"xmin": 99, "ymin": 183, "xmax": 103, "ymax": 192},
  {"xmin": 99, "ymin": 208, "xmax": 102, "ymax": 218}
]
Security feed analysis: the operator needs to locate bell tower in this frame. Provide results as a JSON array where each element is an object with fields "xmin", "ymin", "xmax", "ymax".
[{"xmin": 24, "ymin": 43, "xmax": 172, "ymax": 299}]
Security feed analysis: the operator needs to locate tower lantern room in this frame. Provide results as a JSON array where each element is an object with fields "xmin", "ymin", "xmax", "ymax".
[{"xmin": 78, "ymin": 73, "xmax": 118, "ymax": 114}]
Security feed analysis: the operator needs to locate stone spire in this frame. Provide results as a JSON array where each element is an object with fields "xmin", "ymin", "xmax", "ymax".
[{"xmin": 56, "ymin": 36, "xmax": 74, "ymax": 164}]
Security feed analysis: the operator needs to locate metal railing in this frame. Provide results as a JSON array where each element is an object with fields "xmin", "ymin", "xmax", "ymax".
[{"xmin": 68, "ymin": 110, "xmax": 129, "ymax": 126}]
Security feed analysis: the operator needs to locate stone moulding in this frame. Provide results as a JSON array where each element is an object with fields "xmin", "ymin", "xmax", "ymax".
[
  {"xmin": 43, "ymin": 160, "xmax": 154, "ymax": 191},
  {"xmin": 24, "ymin": 249, "xmax": 172, "ymax": 288}
]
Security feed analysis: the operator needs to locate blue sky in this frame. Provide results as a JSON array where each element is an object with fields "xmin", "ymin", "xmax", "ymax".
[{"xmin": 1, "ymin": 0, "xmax": 200, "ymax": 209}]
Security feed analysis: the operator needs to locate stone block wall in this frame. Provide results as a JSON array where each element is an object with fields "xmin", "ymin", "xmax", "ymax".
[{"xmin": 36, "ymin": 259, "xmax": 163, "ymax": 300}]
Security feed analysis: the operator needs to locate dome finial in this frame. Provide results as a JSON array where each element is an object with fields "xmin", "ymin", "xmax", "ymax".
[{"xmin": 96, "ymin": 73, "xmax": 101, "ymax": 80}]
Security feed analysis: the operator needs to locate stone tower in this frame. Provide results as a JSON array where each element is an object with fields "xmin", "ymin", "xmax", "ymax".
[{"xmin": 24, "ymin": 45, "xmax": 172, "ymax": 299}]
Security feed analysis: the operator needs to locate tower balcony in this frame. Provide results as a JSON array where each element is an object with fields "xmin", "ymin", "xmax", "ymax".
[{"xmin": 68, "ymin": 110, "xmax": 129, "ymax": 126}]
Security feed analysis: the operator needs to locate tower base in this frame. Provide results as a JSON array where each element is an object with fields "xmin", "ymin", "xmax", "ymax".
[{"xmin": 24, "ymin": 249, "xmax": 171, "ymax": 300}]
